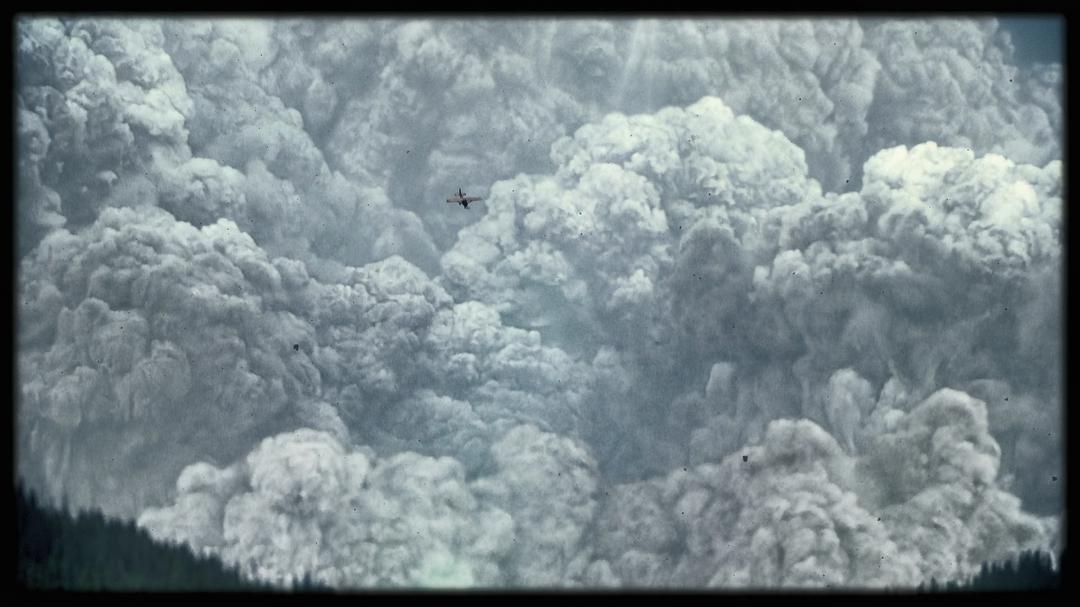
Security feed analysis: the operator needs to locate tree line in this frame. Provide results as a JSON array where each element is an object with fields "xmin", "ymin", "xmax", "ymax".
[
  {"xmin": 16, "ymin": 480, "xmax": 1063, "ymax": 592},
  {"xmin": 15, "ymin": 483, "xmax": 330, "ymax": 592},
  {"xmin": 919, "ymin": 548, "xmax": 1063, "ymax": 592}
]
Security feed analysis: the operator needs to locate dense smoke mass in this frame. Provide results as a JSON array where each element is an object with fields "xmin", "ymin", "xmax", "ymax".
[{"xmin": 16, "ymin": 16, "xmax": 1062, "ymax": 589}]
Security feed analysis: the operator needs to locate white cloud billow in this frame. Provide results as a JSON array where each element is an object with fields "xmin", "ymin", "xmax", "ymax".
[{"xmin": 16, "ymin": 16, "xmax": 1061, "ymax": 589}]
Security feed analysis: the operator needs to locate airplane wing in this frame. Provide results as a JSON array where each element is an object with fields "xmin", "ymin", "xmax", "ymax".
[
  {"xmin": 446, "ymin": 198, "xmax": 461, "ymax": 203},
  {"xmin": 464, "ymin": 197, "xmax": 482, "ymax": 202}
]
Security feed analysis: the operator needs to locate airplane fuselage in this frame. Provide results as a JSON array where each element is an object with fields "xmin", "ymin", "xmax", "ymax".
[{"xmin": 446, "ymin": 188, "xmax": 480, "ymax": 209}]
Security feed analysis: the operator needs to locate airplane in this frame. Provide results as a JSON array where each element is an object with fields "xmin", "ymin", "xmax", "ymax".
[{"xmin": 446, "ymin": 188, "xmax": 482, "ymax": 209}]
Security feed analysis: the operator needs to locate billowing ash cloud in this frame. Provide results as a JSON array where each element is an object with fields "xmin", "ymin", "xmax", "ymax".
[
  {"xmin": 593, "ymin": 389, "xmax": 1053, "ymax": 589},
  {"xmin": 17, "ymin": 200, "xmax": 595, "ymax": 520},
  {"xmin": 17, "ymin": 16, "xmax": 1061, "ymax": 590},
  {"xmin": 752, "ymin": 142, "xmax": 1063, "ymax": 513},
  {"xmin": 140, "ymin": 424, "xmax": 614, "ymax": 588},
  {"xmin": 141, "ymin": 387, "xmax": 1052, "ymax": 589},
  {"xmin": 18, "ymin": 205, "xmax": 339, "ymax": 515},
  {"xmin": 140, "ymin": 429, "xmax": 515, "ymax": 588},
  {"xmin": 18, "ymin": 18, "xmax": 1060, "ymax": 249},
  {"xmin": 441, "ymin": 95, "xmax": 1061, "ymax": 514},
  {"xmin": 861, "ymin": 20, "xmax": 1062, "ymax": 172},
  {"xmin": 16, "ymin": 19, "xmax": 192, "ymax": 252},
  {"xmin": 469, "ymin": 424, "xmax": 606, "ymax": 586},
  {"xmin": 176, "ymin": 17, "xmax": 1059, "ymax": 247},
  {"xmin": 16, "ymin": 17, "xmax": 440, "ymax": 273}
]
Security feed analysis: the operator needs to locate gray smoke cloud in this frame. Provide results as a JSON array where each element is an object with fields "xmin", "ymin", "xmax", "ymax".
[
  {"xmin": 16, "ymin": 16, "xmax": 1061, "ymax": 590},
  {"xmin": 861, "ymin": 19, "xmax": 1062, "ymax": 172},
  {"xmin": 594, "ymin": 389, "xmax": 1053, "ymax": 588},
  {"xmin": 16, "ymin": 17, "xmax": 440, "ymax": 274},
  {"xmin": 442, "ymin": 96, "xmax": 1061, "ymax": 513},
  {"xmin": 139, "ymin": 428, "xmax": 516, "ymax": 587},
  {"xmin": 139, "ymin": 424, "xmax": 610, "ymax": 588},
  {"xmin": 18, "ymin": 205, "xmax": 338, "ymax": 515},
  {"xmin": 17, "ymin": 200, "xmax": 597, "ymax": 520},
  {"xmin": 180, "ymin": 17, "xmax": 1059, "ymax": 245}
]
